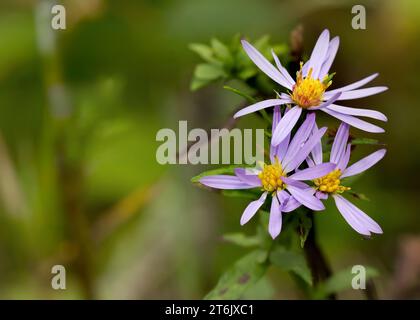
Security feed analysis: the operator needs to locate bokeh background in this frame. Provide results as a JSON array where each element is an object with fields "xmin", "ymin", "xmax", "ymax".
[{"xmin": 0, "ymin": 0, "xmax": 419, "ymax": 299}]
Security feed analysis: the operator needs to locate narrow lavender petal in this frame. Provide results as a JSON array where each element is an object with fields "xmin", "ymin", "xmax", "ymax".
[
  {"xmin": 342, "ymin": 149, "xmax": 386, "ymax": 178},
  {"xmin": 277, "ymin": 190, "xmax": 290, "ymax": 204},
  {"xmin": 271, "ymin": 106, "xmax": 302, "ymax": 146},
  {"xmin": 269, "ymin": 196, "xmax": 283, "ymax": 239},
  {"xmin": 281, "ymin": 176, "xmax": 310, "ymax": 189},
  {"xmin": 306, "ymin": 29, "xmax": 330, "ymax": 79},
  {"xmin": 240, "ymin": 192, "xmax": 268, "ymax": 225},
  {"xmin": 326, "ymin": 73, "xmax": 379, "ymax": 95},
  {"xmin": 316, "ymin": 191, "xmax": 329, "ymax": 200},
  {"xmin": 282, "ymin": 113, "xmax": 316, "ymax": 165},
  {"xmin": 200, "ymin": 175, "xmax": 256, "ymax": 189},
  {"xmin": 241, "ymin": 40, "xmax": 292, "ymax": 89},
  {"xmin": 333, "ymin": 86, "xmax": 388, "ymax": 100},
  {"xmin": 284, "ymin": 127, "xmax": 327, "ymax": 173},
  {"xmin": 272, "ymin": 105, "xmax": 282, "ymax": 130},
  {"xmin": 306, "ymin": 156, "xmax": 315, "ymax": 168},
  {"xmin": 270, "ymin": 105, "xmax": 282, "ymax": 162},
  {"xmin": 333, "ymin": 194, "xmax": 371, "ymax": 235},
  {"xmin": 333, "ymin": 195, "xmax": 383, "ymax": 234},
  {"xmin": 322, "ymin": 108, "xmax": 385, "ymax": 133},
  {"xmin": 234, "ymin": 99, "xmax": 290, "ymax": 119},
  {"xmin": 271, "ymin": 50, "xmax": 295, "ymax": 87},
  {"xmin": 319, "ymin": 36, "xmax": 340, "ymax": 78},
  {"xmin": 326, "ymin": 104, "xmax": 387, "ymax": 122},
  {"xmin": 310, "ymin": 124, "xmax": 323, "ymax": 165},
  {"xmin": 309, "ymin": 92, "xmax": 341, "ymax": 110},
  {"xmin": 275, "ymin": 132, "xmax": 291, "ymax": 162},
  {"xmin": 330, "ymin": 122, "xmax": 350, "ymax": 164},
  {"xmin": 289, "ymin": 163, "xmax": 336, "ymax": 180},
  {"xmin": 234, "ymin": 168, "xmax": 262, "ymax": 187},
  {"xmin": 280, "ymin": 92, "xmax": 290, "ymax": 100},
  {"xmin": 282, "ymin": 195, "xmax": 302, "ymax": 212},
  {"xmin": 337, "ymin": 143, "xmax": 351, "ymax": 171},
  {"xmin": 286, "ymin": 185, "xmax": 325, "ymax": 211}
]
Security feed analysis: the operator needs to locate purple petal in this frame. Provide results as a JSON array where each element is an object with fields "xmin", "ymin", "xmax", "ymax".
[
  {"xmin": 333, "ymin": 195, "xmax": 371, "ymax": 235},
  {"xmin": 306, "ymin": 156, "xmax": 315, "ymax": 168},
  {"xmin": 269, "ymin": 196, "xmax": 282, "ymax": 239},
  {"xmin": 327, "ymin": 104, "xmax": 387, "ymax": 122},
  {"xmin": 337, "ymin": 143, "xmax": 351, "ymax": 171},
  {"xmin": 272, "ymin": 105, "xmax": 282, "ymax": 130},
  {"xmin": 240, "ymin": 192, "xmax": 268, "ymax": 225},
  {"xmin": 234, "ymin": 168, "xmax": 262, "ymax": 187},
  {"xmin": 342, "ymin": 149, "xmax": 386, "ymax": 178},
  {"xmin": 270, "ymin": 106, "xmax": 282, "ymax": 162},
  {"xmin": 332, "ymin": 87, "xmax": 388, "ymax": 101},
  {"xmin": 241, "ymin": 40, "xmax": 292, "ymax": 89},
  {"xmin": 284, "ymin": 127, "xmax": 328, "ymax": 173},
  {"xmin": 200, "ymin": 175, "xmax": 256, "ymax": 189},
  {"xmin": 286, "ymin": 185, "xmax": 325, "ymax": 211},
  {"xmin": 277, "ymin": 190, "xmax": 290, "ymax": 204},
  {"xmin": 234, "ymin": 99, "xmax": 290, "ymax": 119},
  {"xmin": 306, "ymin": 29, "xmax": 330, "ymax": 79},
  {"xmin": 282, "ymin": 115, "xmax": 315, "ymax": 165},
  {"xmin": 281, "ymin": 176, "xmax": 310, "ymax": 189},
  {"xmin": 282, "ymin": 195, "xmax": 302, "ymax": 212},
  {"xmin": 322, "ymin": 108, "xmax": 385, "ymax": 133},
  {"xmin": 310, "ymin": 124, "xmax": 323, "ymax": 165},
  {"xmin": 275, "ymin": 133, "xmax": 291, "ymax": 162},
  {"xmin": 319, "ymin": 36, "xmax": 340, "ymax": 78},
  {"xmin": 333, "ymin": 194, "xmax": 383, "ymax": 235},
  {"xmin": 282, "ymin": 113, "xmax": 316, "ymax": 165},
  {"xmin": 326, "ymin": 73, "xmax": 379, "ymax": 94},
  {"xmin": 309, "ymin": 92, "xmax": 341, "ymax": 110},
  {"xmin": 289, "ymin": 163, "xmax": 336, "ymax": 180},
  {"xmin": 330, "ymin": 122, "xmax": 350, "ymax": 164},
  {"xmin": 316, "ymin": 191, "xmax": 329, "ymax": 200},
  {"xmin": 271, "ymin": 50, "xmax": 295, "ymax": 87},
  {"xmin": 271, "ymin": 106, "xmax": 302, "ymax": 146}
]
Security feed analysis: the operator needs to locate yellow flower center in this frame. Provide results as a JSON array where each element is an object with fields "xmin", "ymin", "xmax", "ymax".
[
  {"xmin": 258, "ymin": 159, "xmax": 286, "ymax": 193},
  {"xmin": 290, "ymin": 63, "xmax": 331, "ymax": 109},
  {"xmin": 314, "ymin": 169, "xmax": 350, "ymax": 194}
]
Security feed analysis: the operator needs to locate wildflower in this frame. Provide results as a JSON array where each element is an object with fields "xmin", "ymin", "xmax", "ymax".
[
  {"xmin": 306, "ymin": 122, "xmax": 386, "ymax": 236},
  {"xmin": 235, "ymin": 29, "xmax": 388, "ymax": 146},
  {"xmin": 199, "ymin": 107, "xmax": 336, "ymax": 238}
]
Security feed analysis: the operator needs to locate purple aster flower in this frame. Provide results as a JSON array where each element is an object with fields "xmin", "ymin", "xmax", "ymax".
[
  {"xmin": 235, "ymin": 29, "xmax": 388, "ymax": 146},
  {"xmin": 305, "ymin": 122, "xmax": 386, "ymax": 236},
  {"xmin": 199, "ymin": 107, "xmax": 336, "ymax": 239}
]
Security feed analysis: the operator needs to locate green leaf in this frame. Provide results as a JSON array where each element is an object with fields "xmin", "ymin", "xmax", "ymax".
[
  {"xmin": 191, "ymin": 165, "xmax": 243, "ymax": 184},
  {"xmin": 222, "ymin": 189, "xmax": 261, "ymax": 200},
  {"xmin": 269, "ymin": 247, "xmax": 313, "ymax": 286},
  {"xmin": 194, "ymin": 63, "xmax": 226, "ymax": 80},
  {"xmin": 238, "ymin": 67, "xmax": 257, "ymax": 80},
  {"xmin": 222, "ymin": 233, "xmax": 260, "ymax": 247},
  {"xmin": 223, "ymin": 85, "xmax": 256, "ymax": 103},
  {"xmin": 204, "ymin": 250, "xmax": 268, "ymax": 300},
  {"xmin": 314, "ymin": 266, "xmax": 379, "ymax": 299},
  {"xmin": 351, "ymin": 138, "xmax": 381, "ymax": 145},
  {"xmin": 189, "ymin": 43, "xmax": 218, "ymax": 63},
  {"xmin": 190, "ymin": 78, "xmax": 211, "ymax": 91},
  {"xmin": 211, "ymin": 38, "xmax": 232, "ymax": 62}
]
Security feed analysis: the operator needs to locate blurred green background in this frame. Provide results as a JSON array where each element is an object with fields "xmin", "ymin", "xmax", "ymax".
[{"xmin": 0, "ymin": 0, "xmax": 419, "ymax": 299}]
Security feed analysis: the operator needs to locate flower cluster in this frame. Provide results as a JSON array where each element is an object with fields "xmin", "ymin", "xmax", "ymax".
[{"xmin": 198, "ymin": 29, "xmax": 387, "ymax": 239}]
